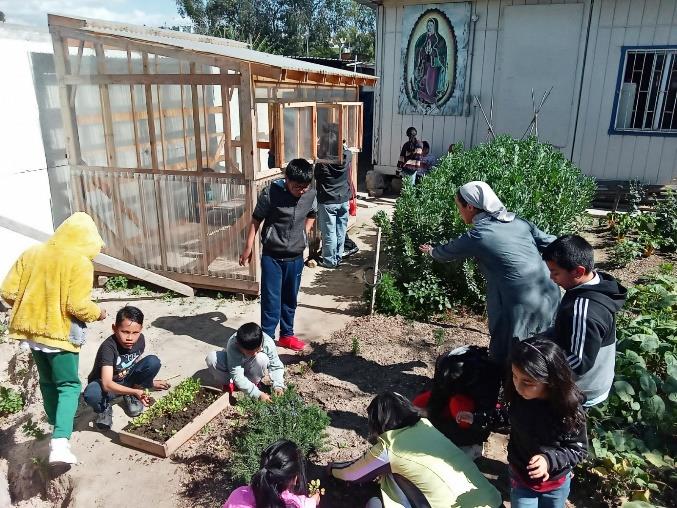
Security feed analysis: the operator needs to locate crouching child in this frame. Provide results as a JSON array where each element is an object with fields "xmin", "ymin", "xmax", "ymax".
[
  {"xmin": 83, "ymin": 306, "xmax": 169, "ymax": 429},
  {"xmin": 205, "ymin": 322, "xmax": 285, "ymax": 402}
]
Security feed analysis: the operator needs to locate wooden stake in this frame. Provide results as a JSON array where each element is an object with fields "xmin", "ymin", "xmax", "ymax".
[{"xmin": 370, "ymin": 227, "xmax": 382, "ymax": 315}]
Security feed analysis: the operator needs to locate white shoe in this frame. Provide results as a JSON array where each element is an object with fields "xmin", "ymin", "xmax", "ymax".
[{"xmin": 48, "ymin": 438, "xmax": 77, "ymax": 465}]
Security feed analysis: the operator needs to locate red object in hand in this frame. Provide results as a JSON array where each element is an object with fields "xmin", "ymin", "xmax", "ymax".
[
  {"xmin": 412, "ymin": 390, "xmax": 432, "ymax": 408},
  {"xmin": 449, "ymin": 394, "xmax": 475, "ymax": 428}
]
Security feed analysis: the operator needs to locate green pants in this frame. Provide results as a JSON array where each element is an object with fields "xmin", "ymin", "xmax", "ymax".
[{"xmin": 31, "ymin": 350, "xmax": 81, "ymax": 439}]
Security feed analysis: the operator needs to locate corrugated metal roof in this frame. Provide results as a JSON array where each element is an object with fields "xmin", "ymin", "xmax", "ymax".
[{"xmin": 48, "ymin": 14, "xmax": 376, "ymax": 83}]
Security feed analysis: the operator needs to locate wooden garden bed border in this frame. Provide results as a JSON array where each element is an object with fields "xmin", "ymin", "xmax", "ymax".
[{"xmin": 118, "ymin": 386, "xmax": 228, "ymax": 458}]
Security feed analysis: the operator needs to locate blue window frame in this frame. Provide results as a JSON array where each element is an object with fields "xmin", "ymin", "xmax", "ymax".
[{"xmin": 609, "ymin": 45, "xmax": 677, "ymax": 137}]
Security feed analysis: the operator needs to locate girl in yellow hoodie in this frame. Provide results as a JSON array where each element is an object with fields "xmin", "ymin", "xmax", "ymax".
[{"xmin": 1, "ymin": 212, "xmax": 106, "ymax": 465}]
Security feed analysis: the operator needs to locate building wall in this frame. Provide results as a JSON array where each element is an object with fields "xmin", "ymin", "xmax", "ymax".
[
  {"xmin": 373, "ymin": 0, "xmax": 677, "ymax": 185},
  {"xmin": 0, "ymin": 24, "xmax": 61, "ymax": 281}
]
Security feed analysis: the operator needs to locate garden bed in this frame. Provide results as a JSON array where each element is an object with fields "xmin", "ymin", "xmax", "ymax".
[{"xmin": 120, "ymin": 383, "xmax": 228, "ymax": 458}]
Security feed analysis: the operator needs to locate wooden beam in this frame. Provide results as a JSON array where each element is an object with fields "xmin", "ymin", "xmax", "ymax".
[
  {"xmin": 179, "ymin": 67, "xmax": 190, "ymax": 170},
  {"xmin": 220, "ymin": 68, "xmax": 234, "ymax": 171},
  {"xmin": 190, "ymin": 63, "xmax": 204, "ymax": 170},
  {"xmin": 70, "ymin": 164, "xmax": 248, "ymax": 182},
  {"xmin": 142, "ymin": 53, "xmax": 159, "ymax": 170},
  {"xmin": 94, "ymin": 43, "xmax": 117, "ymax": 168},
  {"xmin": 50, "ymin": 31, "xmax": 82, "ymax": 165},
  {"xmin": 0, "ymin": 215, "xmax": 194, "ymax": 297},
  {"xmin": 68, "ymin": 40, "xmax": 84, "ymax": 107},
  {"xmin": 62, "ymin": 73, "xmax": 241, "ymax": 86},
  {"xmin": 238, "ymin": 62, "xmax": 258, "ymax": 180},
  {"xmin": 127, "ymin": 50, "xmax": 142, "ymax": 169},
  {"xmin": 154, "ymin": 56, "xmax": 168, "ymax": 171}
]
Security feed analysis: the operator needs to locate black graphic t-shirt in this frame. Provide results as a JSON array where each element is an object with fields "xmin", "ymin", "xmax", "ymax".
[{"xmin": 88, "ymin": 334, "xmax": 146, "ymax": 384}]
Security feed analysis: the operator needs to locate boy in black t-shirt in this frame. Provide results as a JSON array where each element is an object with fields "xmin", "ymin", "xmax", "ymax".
[{"xmin": 83, "ymin": 306, "xmax": 169, "ymax": 429}]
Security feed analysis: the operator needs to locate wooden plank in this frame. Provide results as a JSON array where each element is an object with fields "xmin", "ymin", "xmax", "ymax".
[
  {"xmin": 118, "ymin": 388, "xmax": 228, "ymax": 458},
  {"xmin": 68, "ymin": 41, "xmax": 85, "ymax": 107},
  {"xmin": 142, "ymin": 53, "xmax": 159, "ymax": 169},
  {"xmin": 190, "ymin": 63, "xmax": 204, "ymax": 170},
  {"xmin": 70, "ymin": 164, "xmax": 248, "ymax": 181},
  {"xmin": 127, "ymin": 51, "xmax": 142, "ymax": 169},
  {"xmin": 50, "ymin": 31, "xmax": 82, "ymax": 165},
  {"xmin": 0, "ymin": 215, "xmax": 194, "ymax": 296},
  {"xmin": 62, "ymin": 73, "xmax": 240, "ymax": 86},
  {"xmin": 220, "ymin": 69, "xmax": 234, "ymax": 171},
  {"xmin": 179, "ymin": 70, "xmax": 191, "ymax": 170},
  {"xmin": 238, "ymin": 62, "xmax": 258, "ymax": 180}
]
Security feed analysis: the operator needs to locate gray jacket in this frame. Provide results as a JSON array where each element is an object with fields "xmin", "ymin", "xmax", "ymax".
[
  {"xmin": 253, "ymin": 179, "xmax": 317, "ymax": 258},
  {"xmin": 226, "ymin": 332, "xmax": 285, "ymax": 398}
]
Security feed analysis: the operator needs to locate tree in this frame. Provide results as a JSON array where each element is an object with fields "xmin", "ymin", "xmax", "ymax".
[
  {"xmin": 175, "ymin": 0, "xmax": 375, "ymax": 61},
  {"xmin": 0, "ymin": 11, "xmax": 6, "ymax": 22}
]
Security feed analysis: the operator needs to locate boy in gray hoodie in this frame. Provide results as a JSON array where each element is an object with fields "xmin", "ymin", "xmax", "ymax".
[{"xmin": 205, "ymin": 322, "xmax": 285, "ymax": 402}]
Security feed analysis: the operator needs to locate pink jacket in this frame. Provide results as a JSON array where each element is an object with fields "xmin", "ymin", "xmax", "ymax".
[{"xmin": 223, "ymin": 486, "xmax": 317, "ymax": 508}]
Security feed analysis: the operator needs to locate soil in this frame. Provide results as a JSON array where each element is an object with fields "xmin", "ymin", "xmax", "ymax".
[
  {"xmin": 123, "ymin": 388, "xmax": 220, "ymax": 442},
  {"xmin": 0, "ymin": 208, "xmax": 672, "ymax": 508}
]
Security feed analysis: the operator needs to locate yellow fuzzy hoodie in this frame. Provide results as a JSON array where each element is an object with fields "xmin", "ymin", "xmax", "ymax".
[{"xmin": 1, "ymin": 212, "xmax": 104, "ymax": 353}]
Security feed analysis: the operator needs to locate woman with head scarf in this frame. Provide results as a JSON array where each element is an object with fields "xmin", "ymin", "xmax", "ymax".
[{"xmin": 419, "ymin": 181, "xmax": 561, "ymax": 364}]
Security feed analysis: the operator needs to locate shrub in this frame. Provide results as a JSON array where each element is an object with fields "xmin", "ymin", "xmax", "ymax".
[
  {"xmin": 577, "ymin": 271, "xmax": 677, "ymax": 506},
  {"xmin": 229, "ymin": 387, "xmax": 329, "ymax": 484},
  {"xmin": 0, "ymin": 386, "xmax": 23, "ymax": 417},
  {"xmin": 655, "ymin": 190, "xmax": 677, "ymax": 251},
  {"xmin": 373, "ymin": 136, "xmax": 595, "ymax": 319}
]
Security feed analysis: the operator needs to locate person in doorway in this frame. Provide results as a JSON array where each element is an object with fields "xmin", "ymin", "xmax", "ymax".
[
  {"xmin": 205, "ymin": 322, "xmax": 285, "ymax": 402},
  {"xmin": 315, "ymin": 148, "xmax": 353, "ymax": 268},
  {"xmin": 239, "ymin": 159, "xmax": 317, "ymax": 351},
  {"xmin": 329, "ymin": 392, "xmax": 502, "ymax": 508},
  {"xmin": 419, "ymin": 181, "xmax": 561, "ymax": 364},
  {"xmin": 542, "ymin": 235, "xmax": 627, "ymax": 407},
  {"xmin": 397, "ymin": 126, "xmax": 423, "ymax": 186},
  {"xmin": 83, "ymin": 306, "xmax": 169, "ymax": 430},
  {"xmin": 0, "ymin": 212, "xmax": 107, "ymax": 465},
  {"xmin": 417, "ymin": 140, "xmax": 437, "ymax": 183}
]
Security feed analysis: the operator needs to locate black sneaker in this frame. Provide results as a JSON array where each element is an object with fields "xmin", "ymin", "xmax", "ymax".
[
  {"xmin": 343, "ymin": 245, "xmax": 359, "ymax": 257},
  {"xmin": 122, "ymin": 395, "xmax": 144, "ymax": 417},
  {"xmin": 95, "ymin": 406, "xmax": 113, "ymax": 430}
]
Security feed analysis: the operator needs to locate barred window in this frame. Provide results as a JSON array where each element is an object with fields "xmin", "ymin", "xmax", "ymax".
[{"xmin": 611, "ymin": 47, "xmax": 677, "ymax": 134}]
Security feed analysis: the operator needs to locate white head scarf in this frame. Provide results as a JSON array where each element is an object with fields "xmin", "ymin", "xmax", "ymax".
[{"xmin": 458, "ymin": 181, "xmax": 515, "ymax": 222}]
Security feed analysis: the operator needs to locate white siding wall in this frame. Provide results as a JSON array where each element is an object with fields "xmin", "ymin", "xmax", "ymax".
[
  {"xmin": 374, "ymin": 0, "xmax": 677, "ymax": 185},
  {"xmin": 0, "ymin": 25, "xmax": 57, "ymax": 281},
  {"xmin": 572, "ymin": 0, "xmax": 677, "ymax": 185}
]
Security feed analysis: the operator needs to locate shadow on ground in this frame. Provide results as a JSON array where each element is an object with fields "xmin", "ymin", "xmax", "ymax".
[{"xmin": 152, "ymin": 312, "xmax": 236, "ymax": 347}]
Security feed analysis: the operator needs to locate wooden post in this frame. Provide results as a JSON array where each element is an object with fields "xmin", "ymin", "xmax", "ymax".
[
  {"xmin": 155, "ymin": 56, "xmax": 168, "ymax": 171},
  {"xmin": 179, "ymin": 63, "xmax": 190, "ymax": 170},
  {"xmin": 94, "ymin": 43, "xmax": 116, "ymax": 168},
  {"xmin": 370, "ymin": 227, "xmax": 382, "ymax": 315},
  {"xmin": 50, "ymin": 30, "xmax": 82, "ymax": 165},
  {"xmin": 190, "ymin": 63, "xmax": 203, "ymax": 170},
  {"xmin": 190, "ymin": 64, "xmax": 210, "ymax": 273},
  {"xmin": 127, "ymin": 51, "xmax": 142, "ymax": 169},
  {"xmin": 237, "ymin": 62, "xmax": 258, "ymax": 180},
  {"xmin": 142, "ymin": 53, "xmax": 159, "ymax": 169},
  {"xmin": 220, "ymin": 68, "xmax": 233, "ymax": 171}
]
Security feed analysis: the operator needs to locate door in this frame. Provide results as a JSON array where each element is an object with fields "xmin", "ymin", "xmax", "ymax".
[{"xmin": 493, "ymin": 4, "xmax": 585, "ymax": 151}]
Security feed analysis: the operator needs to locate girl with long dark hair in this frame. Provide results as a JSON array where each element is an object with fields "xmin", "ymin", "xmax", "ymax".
[
  {"xmin": 457, "ymin": 337, "xmax": 588, "ymax": 507},
  {"xmin": 223, "ymin": 439, "xmax": 318, "ymax": 508}
]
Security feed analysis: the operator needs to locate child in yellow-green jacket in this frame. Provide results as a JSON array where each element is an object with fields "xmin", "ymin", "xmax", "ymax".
[{"xmin": 1, "ymin": 212, "xmax": 106, "ymax": 466}]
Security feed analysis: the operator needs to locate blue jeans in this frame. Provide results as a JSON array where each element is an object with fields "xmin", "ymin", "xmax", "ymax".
[
  {"xmin": 318, "ymin": 201, "xmax": 349, "ymax": 267},
  {"xmin": 261, "ymin": 254, "xmax": 304, "ymax": 339},
  {"xmin": 511, "ymin": 473, "xmax": 571, "ymax": 508},
  {"xmin": 83, "ymin": 355, "xmax": 161, "ymax": 413},
  {"xmin": 400, "ymin": 169, "xmax": 417, "ymax": 186}
]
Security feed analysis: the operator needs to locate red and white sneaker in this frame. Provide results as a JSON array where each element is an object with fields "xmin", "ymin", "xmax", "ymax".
[{"xmin": 277, "ymin": 335, "xmax": 306, "ymax": 351}]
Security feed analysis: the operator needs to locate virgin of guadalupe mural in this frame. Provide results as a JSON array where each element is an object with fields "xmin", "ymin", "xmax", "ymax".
[
  {"xmin": 413, "ymin": 18, "xmax": 448, "ymax": 104},
  {"xmin": 399, "ymin": 3, "xmax": 471, "ymax": 116}
]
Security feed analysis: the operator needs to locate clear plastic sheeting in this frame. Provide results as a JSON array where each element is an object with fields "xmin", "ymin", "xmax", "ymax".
[{"xmin": 70, "ymin": 167, "xmax": 252, "ymax": 280}]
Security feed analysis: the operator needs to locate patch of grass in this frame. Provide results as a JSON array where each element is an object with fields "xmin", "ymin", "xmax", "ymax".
[
  {"xmin": 0, "ymin": 386, "xmax": 23, "ymax": 416},
  {"xmin": 433, "ymin": 328, "xmax": 446, "ymax": 346},
  {"xmin": 104, "ymin": 276, "xmax": 128, "ymax": 292},
  {"xmin": 229, "ymin": 387, "xmax": 329, "ymax": 484},
  {"xmin": 351, "ymin": 337, "xmax": 361, "ymax": 356},
  {"xmin": 160, "ymin": 291, "xmax": 177, "ymax": 302}
]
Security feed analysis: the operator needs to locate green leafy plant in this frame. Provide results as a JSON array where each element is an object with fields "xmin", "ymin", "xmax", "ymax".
[
  {"xmin": 0, "ymin": 386, "xmax": 23, "ymax": 416},
  {"xmin": 577, "ymin": 271, "xmax": 677, "ymax": 506},
  {"xmin": 229, "ymin": 387, "xmax": 329, "ymax": 484},
  {"xmin": 21, "ymin": 418, "xmax": 47, "ymax": 440},
  {"xmin": 130, "ymin": 284, "xmax": 152, "ymax": 296},
  {"xmin": 433, "ymin": 328, "xmax": 446, "ymax": 346},
  {"xmin": 307, "ymin": 478, "xmax": 326, "ymax": 496},
  {"xmin": 610, "ymin": 239, "xmax": 643, "ymax": 267},
  {"xmin": 104, "ymin": 276, "xmax": 128, "ymax": 292},
  {"xmin": 655, "ymin": 190, "xmax": 677, "ymax": 251},
  {"xmin": 351, "ymin": 337, "xmax": 361, "ymax": 356},
  {"xmin": 372, "ymin": 136, "xmax": 595, "ymax": 319},
  {"xmin": 129, "ymin": 377, "xmax": 203, "ymax": 429}
]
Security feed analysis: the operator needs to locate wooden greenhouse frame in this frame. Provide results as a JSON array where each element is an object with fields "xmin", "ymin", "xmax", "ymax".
[{"xmin": 48, "ymin": 15, "xmax": 376, "ymax": 294}]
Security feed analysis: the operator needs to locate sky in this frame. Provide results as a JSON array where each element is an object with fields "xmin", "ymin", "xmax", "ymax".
[{"xmin": 0, "ymin": 0, "xmax": 187, "ymax": 28}]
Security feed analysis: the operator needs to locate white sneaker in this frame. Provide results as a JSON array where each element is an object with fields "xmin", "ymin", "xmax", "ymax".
[{"xmin": 48, "ymin": 438, "xmax": 77, "ymax": 465}]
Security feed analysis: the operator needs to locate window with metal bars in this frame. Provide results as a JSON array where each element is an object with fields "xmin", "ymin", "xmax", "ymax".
[{"xmin": 610, "ymin": 46, "xmax": 677, "ymax": 135}]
